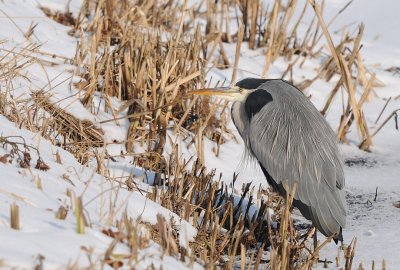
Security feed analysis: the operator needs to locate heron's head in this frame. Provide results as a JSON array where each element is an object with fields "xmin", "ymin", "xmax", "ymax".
[{"xmin": 189, "ymin": 78, "xmax": 269, "ymax": 102}]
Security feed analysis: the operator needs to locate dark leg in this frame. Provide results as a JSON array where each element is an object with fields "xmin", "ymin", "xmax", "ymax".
[{"xmin": 313, "ymin": 228, "xmax": 318, "ymax": 251}]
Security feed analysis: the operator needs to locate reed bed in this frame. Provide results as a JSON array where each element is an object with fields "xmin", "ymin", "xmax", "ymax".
[
  {"xmin": 73, "ymin": 0, "xmax": 220, "ymax": 165},
  {"xmin": 67, "ymin": 0, "xmax": 380, "ymax": 168},
  {"xmin": 0, "ymin": 0, "xmax": 392, "ymax": 269},
  {"xmin": 93, "ymin": 148, "xmax": 382, "ymax": 270}
]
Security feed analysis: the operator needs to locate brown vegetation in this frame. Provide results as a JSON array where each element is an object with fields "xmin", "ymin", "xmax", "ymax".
[{"xmin": 0, "ymin": 0, "xmax": 391, "ymax": 269}]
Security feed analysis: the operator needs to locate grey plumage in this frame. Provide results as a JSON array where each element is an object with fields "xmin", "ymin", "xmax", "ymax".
[
  {"xmin": 190, "ymin": 78, "xmax": 347, "ymax": 241},
  {"xmin": 231, "ymin": 79, "xmax": 346, "ymax": 239}
]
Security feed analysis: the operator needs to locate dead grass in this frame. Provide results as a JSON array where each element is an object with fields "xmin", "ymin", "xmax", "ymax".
[
  {"xmin": 32, "ymin": 91, "xmax": 104, "ymax": 162},
  {"xmin": 39, "ymin": 6, "xmax": 77, "ymax": 28},
  {"xmin": 10, "ymin": 202, "xmax": 20, "ymax": 230},
  {"xmin": 72, "ymin": 0, "xmax": 221, "ymax": 165},
  {"xmin": 0, "ymin": 0, "xmax": 393, "ymax": 269},
  {"xmin": 66, "ymin": 0, "xmax": 381, "ymax": 167},
  {"xmin": 88, "ymin": 149, "xmax": 385, "ymax": 270}
]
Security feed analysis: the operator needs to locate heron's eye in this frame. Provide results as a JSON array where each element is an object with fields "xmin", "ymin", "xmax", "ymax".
[{"xmin": 239, "ymin": 88, "xmax": 244, "ymax": 93}]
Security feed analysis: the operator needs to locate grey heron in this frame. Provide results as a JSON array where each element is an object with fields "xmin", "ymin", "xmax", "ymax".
[{"xmin": 191, "ymin": 78, "xmax": 346, "ymax": 242}]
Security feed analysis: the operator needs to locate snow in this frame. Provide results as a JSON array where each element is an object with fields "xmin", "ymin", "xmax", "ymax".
[
  {"xmin": 0, "ymin": 0, "xmax": 400, "ymax": 269},
  {"xmin": 0, "ymin": 115, "xmax": 199, "ymax": 269}
]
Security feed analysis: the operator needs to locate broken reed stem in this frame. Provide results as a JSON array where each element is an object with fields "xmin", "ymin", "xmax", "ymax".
[
  {"xmin": 345, "ymin": 238, "xmax": 357, "ymax": 270},
  {"xmin": 371, "ymin": 109, "xmax": 400, "ymax": 137},
  {"xmin": 336, "ymin": 57, "xmax": 364, "ymax": 140},
  {"xmin": 262, "ymin": 0, "xmax": 279, "ymax": 78},
  {"xmin": 218, "ymin": 40, "xmax": 231, "ymax": 68},
  {"xmin": 248, "ymin": 0, "xmax": 259, "ymax": 50},
  {"xmin": 231, "ymin": 24, "xmax": 245, "ymax": 83},
  {"xmin": 10, "ymin": 202, "xmax": 20, "ymax": 230},
  {"xmin": 374, "ymin": 97, "xmax": 391, "ymax": 124},
  {"xmin": 75, "ymin": 196, "xmax": 85, "ymax": 234},
  {"xmin": 341, "ymin": 73, "xmax": 375, "ymax": 148},
  {"xmin": 55, "ymin": 206, "xmax": 68, "ymax": 220},
  {"xmin": 240, "ymin": 244, "xmax": 246, "ymax": 270},
  {"xmin": 280, "ymin": 180, "xmax": 298, "ymax": 270},
  {"xmin": 308, "ymin": 0, "xmax": 340, "ymax": 68}
]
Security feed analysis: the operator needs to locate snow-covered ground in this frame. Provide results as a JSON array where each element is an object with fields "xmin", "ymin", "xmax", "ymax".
[
  {"xmin": 0, "ymin": 1, "xmax": 199, "ymax": 269},
  {"xmin": 0, "ymin": 114, "xmax": 199, "ymax": 269},
  {"xmin": 0, "ymin": 0, "xmax": 399, "ymax": 269}
]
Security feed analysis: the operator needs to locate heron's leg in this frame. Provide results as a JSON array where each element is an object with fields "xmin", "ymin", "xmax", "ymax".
[{"xmin": 313, "ymin": 228, "xmax": 318, "ymax": 251}]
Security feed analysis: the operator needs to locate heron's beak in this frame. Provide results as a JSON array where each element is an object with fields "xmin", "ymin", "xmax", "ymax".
[{"xmin": 189, "ymin": 86, "xmax": 245, "ymax": 101}]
